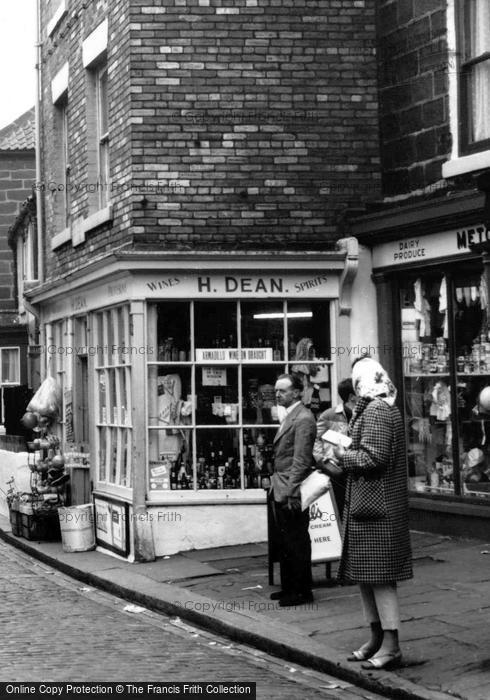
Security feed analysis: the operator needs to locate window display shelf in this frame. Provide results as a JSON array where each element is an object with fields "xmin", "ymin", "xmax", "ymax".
[
  {"xmin": 457, "ymin": 372, "xmax": 490, "ymax": 377},
  {"xmin": 148, "ymin": 362, "xmax": 193, "ymax": 366},
  {"xmin": 404, "ymin": 373, "xmax": 450, "ymax": 378}
]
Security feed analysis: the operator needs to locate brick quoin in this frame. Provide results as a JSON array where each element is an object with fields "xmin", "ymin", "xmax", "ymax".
[
  {"xmin": 40, "ymin": 0, "xmax": 381, "ymax": 281},
  {"xmin": 377, "ymin": 0, "xmax": 450, "ymax": 197}
]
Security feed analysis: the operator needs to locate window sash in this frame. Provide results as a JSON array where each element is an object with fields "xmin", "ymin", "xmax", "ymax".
[
  {"xmin": 458, "ymin": 0, "xmax": 490, "ymax": 151},
  {"xmin": 95, "ymin": 64, "xmax": 109, "ymax": 207},
  {"xmin": 94, "ymin": 306, "xmax": 132, "ymax": 488},
  {"xmin": 0, "ymin": 348, "xmax": 20, "ymax": 385}
]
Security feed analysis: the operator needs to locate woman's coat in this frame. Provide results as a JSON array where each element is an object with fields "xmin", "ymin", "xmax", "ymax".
[{"xmin": 337, "ymin": 396, "xmax": 413, "ymax": 584}]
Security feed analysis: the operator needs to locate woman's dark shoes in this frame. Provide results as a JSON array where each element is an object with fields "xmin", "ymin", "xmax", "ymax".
[
  {"xmin": 278, "ymin": 592, "xmax": 314, "ymax": 607},
  {"xmin": 361, "ymin": 650, "xmax": 402, "ymax": 671},
  {"xmin": 270, "ymin": 591, "xmax": 285, "ymax": 600}
]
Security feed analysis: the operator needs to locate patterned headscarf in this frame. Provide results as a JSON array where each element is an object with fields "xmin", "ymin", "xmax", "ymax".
[{"xmin": 352, "ymin": 358, "xmax": 397, "ymax": 406}]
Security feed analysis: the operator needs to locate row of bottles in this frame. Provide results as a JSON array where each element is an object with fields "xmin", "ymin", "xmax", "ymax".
[
  {"xmin": 158, "ymin": 337, "xmax": 189, "ymax": 362},
  {"xmin": 167, "ymin": 433, "xmax": 273, "ymax": 490}
]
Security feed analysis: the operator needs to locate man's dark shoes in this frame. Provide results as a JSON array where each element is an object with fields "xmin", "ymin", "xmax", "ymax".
[
  {"xmin": 270, "ymin": 591, "xmax": 286, "ymax": 600},
  {"xmin": 278, "ymin": 592, "xmax": 314, "ymax": 607}
]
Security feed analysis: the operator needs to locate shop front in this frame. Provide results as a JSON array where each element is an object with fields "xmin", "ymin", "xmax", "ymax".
[
  {"xmin": 353, "ymin": 196, "xmax": 490, "ymax": 538},
  {"xmin": 28, "ymin": 246, "xmax": 366, "ymax": 560}
]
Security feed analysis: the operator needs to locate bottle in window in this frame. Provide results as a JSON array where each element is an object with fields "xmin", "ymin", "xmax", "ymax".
[
  {"xmin": 273, "ymin": 338, "xmax": 281, "ymax": 361},
  {"xmin": 288, "ymin": 335, "xmax": 296, "ymax": 361},
  {"xmin": 170, "ymin": 463, "xmax": 178, "ymax": 490}
]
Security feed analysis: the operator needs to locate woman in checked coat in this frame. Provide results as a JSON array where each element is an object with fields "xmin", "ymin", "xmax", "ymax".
[{"xmin": 329, "ymin": 357, "xmax": 412, "ymax": 670}]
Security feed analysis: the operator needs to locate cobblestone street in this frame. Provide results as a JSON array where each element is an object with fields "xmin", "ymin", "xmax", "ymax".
[{"xmin": 0, "ymin": 541, "xmax": 382, "ymax": 699}]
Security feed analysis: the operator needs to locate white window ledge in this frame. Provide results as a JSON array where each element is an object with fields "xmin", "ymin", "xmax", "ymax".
[
  {"xmin": 47, "ymin": 0, "xmax": 67, "ymax": 37},
  {"xmin": 82, "ymin": 18, "xmax": 109, "ymax": 68},
  {"xmin": 51, "ymin": 62, "xmax": 69, "ymax": 104},
  {"xmin": 51, "ymin": 226, "xmax": 71, "ymax": 251},
  {"xmin": 82, "ymin": 203, "xmax": 113, "ymax": 235},
  {"xmin": 442, "ymin": 150, "xmax": 490, "ymax": 178},
  {"xmin": 51, "ymin": 205, "xmax": 113, "ymax": 250}
]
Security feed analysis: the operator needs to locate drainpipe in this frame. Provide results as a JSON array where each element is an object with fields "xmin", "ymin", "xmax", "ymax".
[{"xmin": 35, "ymin": 0, "xmax": 44, "ymax": 284}]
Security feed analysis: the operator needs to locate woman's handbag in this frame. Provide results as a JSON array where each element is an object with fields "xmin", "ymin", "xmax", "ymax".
[
  {"xmin": 300, "ymin": 470, "xmax": 330, "ymax": 511},
  {"xmin": 350, "ymin": 476, "xmax": 387, "ymax": 520}
]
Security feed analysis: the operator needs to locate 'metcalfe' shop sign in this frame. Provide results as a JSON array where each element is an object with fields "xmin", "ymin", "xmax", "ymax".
[{"xmin": 373, "ymin": 224, "xmax": 488, "ymax": 269}]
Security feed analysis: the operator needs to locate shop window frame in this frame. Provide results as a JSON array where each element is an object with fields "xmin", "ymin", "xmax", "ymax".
[
  {"xmin": 93, "ymin": 305, "xmax": 132, "ymax": 490},
  {"xmin": 146, "ymin": 299, "xmax": 333, "ymax": 497},
  {"xmin": 395, "ymin": 259, "xmax": 490, "ymax": 504}
]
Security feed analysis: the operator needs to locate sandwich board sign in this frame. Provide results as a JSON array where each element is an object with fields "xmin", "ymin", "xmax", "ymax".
[{"xmin": 308, "ymin": 489, "xmax": 342, "ymax": 563}]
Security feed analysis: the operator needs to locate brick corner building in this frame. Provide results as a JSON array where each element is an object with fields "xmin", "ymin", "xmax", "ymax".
[{"xmin": 31, "ymin": 0, "xmax": 381, "ymax": 560}]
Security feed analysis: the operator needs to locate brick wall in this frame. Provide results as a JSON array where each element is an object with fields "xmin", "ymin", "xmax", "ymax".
[
  {"xmin": 0, "ymin": 152, "xmax": 35, "ymax": 312},
  {"xmin": 41, "ymin": 0, "xmax": 381, "ymax": 280},
  {"xmin": 377, "ymin": 0, "xmax": 451, "ymax": 198}
]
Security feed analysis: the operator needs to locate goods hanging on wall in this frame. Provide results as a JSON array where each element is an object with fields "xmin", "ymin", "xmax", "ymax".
[{"xmin": 8, "ymin": 380, "xmax": 69, "ymax": 541}]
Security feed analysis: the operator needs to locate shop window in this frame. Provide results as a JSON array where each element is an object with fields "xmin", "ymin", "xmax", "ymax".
[
  {"xmin": 401, "ymin": 273, "xmax": 454, "ymax": 496},
  {"xmin": 458, "ymin": 0, "xmax": 490, "ymax": 153},
  {"xmin": 47, "ymin": 320, "xmax": 68, "ymax": 442},
  {"xmin": 453, "ymin": 269, "xmax": 490, "ymax": 500},
  {"xmin": 147, "ymin": 300, "xmax": 331, "ymax": 494},
  {"xmin": 94, "ymin": 306, "xmax": 132, "ymax": 488},
  {"xmin": 400, "ymin": 265, "xmax": 490, "ymax": 501}
]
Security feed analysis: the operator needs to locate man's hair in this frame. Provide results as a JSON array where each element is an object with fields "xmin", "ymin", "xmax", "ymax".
[
  {"xmin": 338, "ymin": 378, "xmax": 354, "ymax": 403},
  {"xmin": 276, "ymin": 373, "xmax": 304, "ymax": 393}
]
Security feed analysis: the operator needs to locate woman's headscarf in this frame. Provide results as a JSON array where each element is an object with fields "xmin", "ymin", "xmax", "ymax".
[{"xmin": 352, "ymin": 358, "xmax": 397, "ymax": 406}]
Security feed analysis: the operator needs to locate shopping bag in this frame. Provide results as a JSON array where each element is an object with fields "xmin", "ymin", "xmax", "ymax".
[{"xmin": 300, "ymin": 470, "xmax": 330, "ymax": 511}]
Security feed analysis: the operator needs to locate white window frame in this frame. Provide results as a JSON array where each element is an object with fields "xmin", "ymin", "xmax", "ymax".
[
  {"xmin": 94, "ymin": 306, "xmax": 132, "ymax": 490},
  {"xmin": 146, "ymin": 299, "xmax": 333, "ymax": 499},
  {"xmin": 442, "ymin": 0, "xmax": 490, "ymax": 178},
  {"xmin": 0, "ymin": 347, "xmax": 21, "ymax": 386},
  {"xmin": 95, "ymin": 63, "xmax": 110, "ymax": 209}
]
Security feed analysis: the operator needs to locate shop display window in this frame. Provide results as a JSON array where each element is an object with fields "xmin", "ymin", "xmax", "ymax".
[
  {"xmin": 401, "ymin": 273, "xmax": 454, "ymax": 495},
  {"xmin": 400, "ymin": 264, "xmax": 490, "ymax": 500},
  {"xmin": 453, "ymin": 269, "xmax": 490, "ymax": 499},
  {"xmin": 94, "ymin": 306, "xmax": 132, "ymax": 489},
  {"xmin": 147, "ymin": 300, "xmax": 332, "ymax": 493}
]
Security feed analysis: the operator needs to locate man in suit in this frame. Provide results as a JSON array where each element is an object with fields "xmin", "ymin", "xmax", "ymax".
[{"xmin": 270, "ymin": 373, "xmax": 316, "ymax": 607}]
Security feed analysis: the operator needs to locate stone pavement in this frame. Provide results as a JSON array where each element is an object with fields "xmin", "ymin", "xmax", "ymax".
[{"xmin": 1, "ymin": 516, "xmax": 489, "ymax": 700}]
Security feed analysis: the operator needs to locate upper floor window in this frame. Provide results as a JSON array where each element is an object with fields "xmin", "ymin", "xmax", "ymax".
[
  {"xmin": 0, "ymin": 348, "xmax": 20, "ymax": 385},
  {"xmin": 459, "ymin": 0, "xmax": 490, "ymax": 153},
  {"xmin": 82, "ymin": 19, "xmax": 110, "ymax": 214},
  {"xmin": 22, "ymin": 221, "xmax": 38, "ymax": 283},
  {"xmin": 95, "ymin": 63, "xmax": 109, "ymax": 208},
  {"xmin": 60, "ymin": 99, "xmax": 71, "ymax": 227}
]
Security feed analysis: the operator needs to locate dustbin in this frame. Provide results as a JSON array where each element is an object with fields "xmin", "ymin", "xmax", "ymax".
[{"xmin": 58, "ymin": 503, "xmax": 95, "ymax": 552}]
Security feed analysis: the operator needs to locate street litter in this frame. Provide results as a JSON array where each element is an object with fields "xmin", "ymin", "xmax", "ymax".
[
  {"xmin": 241, "ymin": 585, "xmax": 263, "ymax": 590},
  {"xmin": 123, "ymin": 604, "xmax": 146, "ymax": 613}
]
